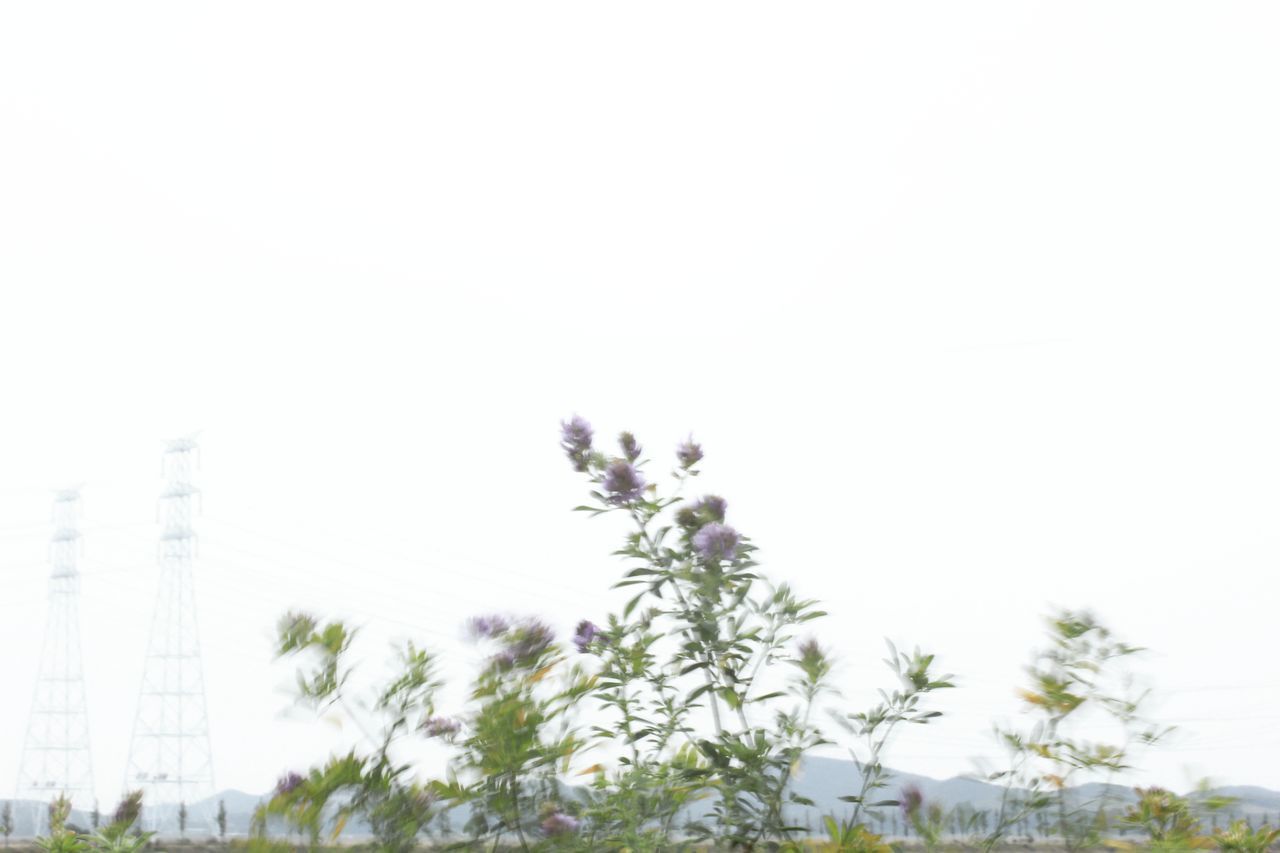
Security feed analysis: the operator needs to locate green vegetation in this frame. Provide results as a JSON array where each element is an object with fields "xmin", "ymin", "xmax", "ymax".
[{"xmin": 34, "ymin": 419, "xmax": 1275, "ymax": 851}]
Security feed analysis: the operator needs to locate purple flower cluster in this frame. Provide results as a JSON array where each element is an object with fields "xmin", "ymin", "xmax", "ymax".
[
  {"xmin": 111, "ymin": 792, "xmax": 143, "ymax": 829},
  {"xmin": 677, "ymin": 494, "xmax": 728, "ymax": 528},
  {"xmin": 572, "ymin": 619, "xmax": 600, "ymax": 653},
  {"xmin": 466, "ymin": 615, "xmax": 511, "ymax": 640},
  {"xmin": 900, "ymin": 784, "xmax": 924, "ymax": 817},
  {"xmin": 618, "ymin": 431, "xmax": 642, "ymax": 462},
  {"xmin": 692, "ymin": 522, "xmax": 740, "ymax": 562},
  {"xmin": 490, "ymin": 619, "xmax": 554, "ymax": 669},
  {"xmin": 276, "ymin": 771, "xmax": 305, "ymax": 796},
  {"xmin": 420, "ymin": 716, "xmax": 462, "ymax": 739},
  {"xmin": 797, "ymin": 637, "xmax": 823, "ymax": 663},
  {"xmin": 602, "ymin": 459, "xmax": 646, "ymax": 504},
  {"xmin": 560, "ymin": 416, "xmax": 594, "ymax": 472},
  {"xmin": 676, "ymin": 436, "xmax": 704, "ymax": 468},
  {"xmin": 540, "ymin": 811, "xmax": 581, "ymax": 836}
]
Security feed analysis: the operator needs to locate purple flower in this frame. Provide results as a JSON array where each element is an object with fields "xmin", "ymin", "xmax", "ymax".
[
  {"xmin": 420, "ymin": 716, "xmax": 462, "ymax": 739},
  {"xmin": 560, "ymin": 415, "xmax": 594, "ymax": 472},
  {"xmin": 692, "ymin": 522, "xmax": 740, "ymax": 562},
  {"xmin": 572, "ymin": 620, "xmax": 600, "ymax": 653},
  {"xmin": 111, "ymin": 791, "xmax": 143, "ymax": 828},
  {"xmin": 541, "ymin": 811, "xmax": 581, "ymax": 836},
  {"xmin": 676, "ymin": 436, "xmax": 703, "ymax": 468},
  {"xmin": 602, "ymin": 459, "xmax": 646, "ymax": 504},
  {"xmin": 467, "ymin": 615, "xmax": 511, "ymax": 639},
  {"xmin": 491, "ymin": 619, "xmax": 554, "ymax": 669},
  {"xmin": 676, "ymin": 495, "xmax": 728, "ymax": 528},
  {"xmin": 276, "ymin": 772, "xmax": 305, "ymax": 796},
  {"xmin": 618, "ymin": 431, "xmax": 642, "ymax": 462},
  {"xmin": 900, "ymin": 784, "xmax": 924, "ymax": 817},
  {"xmin": 697, "ymin": 495, "xmax": 727, "ymax": 521}
]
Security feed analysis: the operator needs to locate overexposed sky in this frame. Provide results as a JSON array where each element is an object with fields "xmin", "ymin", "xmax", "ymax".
[{"xmin": 2, "ymin": 2, "xmax": 1279, "ymax": 806}]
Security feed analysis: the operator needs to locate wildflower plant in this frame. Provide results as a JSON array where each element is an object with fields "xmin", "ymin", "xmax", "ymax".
[
  {"xmin": 267, "ymin": 416, "xmax": 951, "ymax": 851},
  {"xmin": 828, "ymin": 643, "xmax": 954, "ymax": 841},
  {"xmin": 269, "ymin": 616, "xmax": 447, "ymax": 852},
  {"xmin": 78, "ymin": 792, "xmax": 153, "ymax": 853},
  {"xmin": 440, "ymin": 615, "xmax": 594, "ymax": 849},
  {"xmin": 35, "ymin": 797, "xmax": 87, "ymax": 853},
  {"xmin": 978, "ymin": 609, "xmax": 1169, "ymax": 851},
  {"xmin": 562, "ymin": 417, "xmax": 853, "ymax": 847}
]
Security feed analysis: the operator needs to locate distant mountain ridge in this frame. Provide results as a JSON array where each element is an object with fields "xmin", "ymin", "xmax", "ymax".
[{"xmin": 5, "ymin": 757, "xmax": 1277, "ymax": 839}]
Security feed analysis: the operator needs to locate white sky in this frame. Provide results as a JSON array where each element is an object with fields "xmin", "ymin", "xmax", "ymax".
[{"xmin": 2, "ymin": 2, "xmax": 1279, "ymax": 807}]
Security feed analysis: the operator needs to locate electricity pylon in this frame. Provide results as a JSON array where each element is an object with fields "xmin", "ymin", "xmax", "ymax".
[
  {"xmin": 124, "ymin": 438, "xmax": 214, "ymax": 831},
  {"xmin": 16, "ymin": 488, "xmax": 95, "ymax": 831}
]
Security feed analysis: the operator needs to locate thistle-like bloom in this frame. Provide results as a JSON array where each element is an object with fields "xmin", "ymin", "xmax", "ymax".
[
  {"xmin": 276, "ymin": 772, "xmax": 305, "ymax": 796},
  {"xmin": 112, "ymin": 791, "xmax": 143, "ymax": 829},
  {"xmin": 676, "ymin": 436, "xmax": 703, "ymax": 468},
  {"xmin": 541, "ymin": 811, "xmax": 581, "ymax": 836},
  {"xmin": 420, "ymin": 716, "xmax": 462, "ymax": 739},
  {"xmin": 618, "ymin": 431, "xmax": 642, "ymax": 462},
  {"xmin": 693, "ymin": 522, "xmax": 740, "ymax": 561},
  {"xmin": 572, "ymin": 619, "xmax": 600, "ymax": 653},
  {"xmin": 796, "ymin": 637, "xmax": 831, "ymax": 684},
  {"xmin": 677, "ymin": 494, "xmax": 728, "ymax": 528},
  {"xmin": 603, "ymin": 459, "xmax": 646, "ymax": 504},
  {"xmin": 560, "ymin": 415, "xmax": 594, "ymax": 472},
  {"xmin": 491, "ymin": 619, "xmax": 555, "ymax": 669},
  {"xmin": 900, "ymin": 784, "xmax": 924, "ymax": 817},
  {"xmin": 466, "ymin": 614, "xmax": 510, "ymax": 640}
]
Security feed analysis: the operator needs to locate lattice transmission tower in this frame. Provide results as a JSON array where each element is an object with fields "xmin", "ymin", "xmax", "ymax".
[
  {"xmin": 16, "ymin": 488, "xmax": 96, "ymax": 829},
  {"xmin": 124, "ymin": 438, "xmax": 215, "ymax": 829}
]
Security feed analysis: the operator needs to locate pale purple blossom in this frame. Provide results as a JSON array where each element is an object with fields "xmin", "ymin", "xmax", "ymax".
[
  {"xmin": 677, "ymin": 495, "xmax": 726, "ymax": 528},
  {"xmin": 900, "ymin": 784, "xmax": 924, "ymax": 817},
  {"xmin": 692, "ymin": 522, "xmax": 740, "ymax": 561},
  {"xmin": 603, "ymin": 459, "xmax": 646, "ymax": 504},
  {"xmin": 490, "ymin": 619, "xmax": 554, "ymax": 669},
  {"xmin": 420, "ymin": 716, "xmax": 461, "ymax": 739},
  {"xmin": 676, "ymin": 436, "xmax": 703, "ymax": 468},
  {"xmin": 276, "ymin": 772, "xmax": 305, "ymax": 796},
  {"xmin": 541, "ymin": 811, "xmax": 581, "ymax": 836},
  {"xmin": 618, "ymin": 431, "xmax": 642, "ymax": 462},
  {"xmin": 467, "ymin": 615, "xmax": 510, "ymax": 639},
  {"xmin": 572, "ymin": 620, "xmax": 600, "ymax": 653},
  {"xmin": 560, "ymin": 416, "xmax": 594, "ymax": 472}
]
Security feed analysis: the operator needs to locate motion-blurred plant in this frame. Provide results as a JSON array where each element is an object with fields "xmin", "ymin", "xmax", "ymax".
[
  {"xmin": 441, "ymin": 615, "xmax": 593, "ymax": 848},
  {"xmin": 1118, "ymin": 786, "xmax": 1211, "ymax": 850},
  {"xmin": 899, "ymin": 784, "xmax": 948, "ymax": 852},
  {"xmin": 818, "ymin": 815, "xmax": 893, "ymax": 852},
  {"xmin": 1214, "ymin": 818, "xmax": 1280, "ymax": 852},
  {"xmin": 978, "ymin": 610, "xmax": 1170, "ymax": 851},
  {"xmin": 78, "ymin": 791, "xmax": 153, "ymax": 853},
  {"xmin": 35, "ymin": 797, "xmax": 87, "ymax": 853},
  {"xmin": 269, "ymin": 615, "xmax": 447, "ymax": 852}
]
